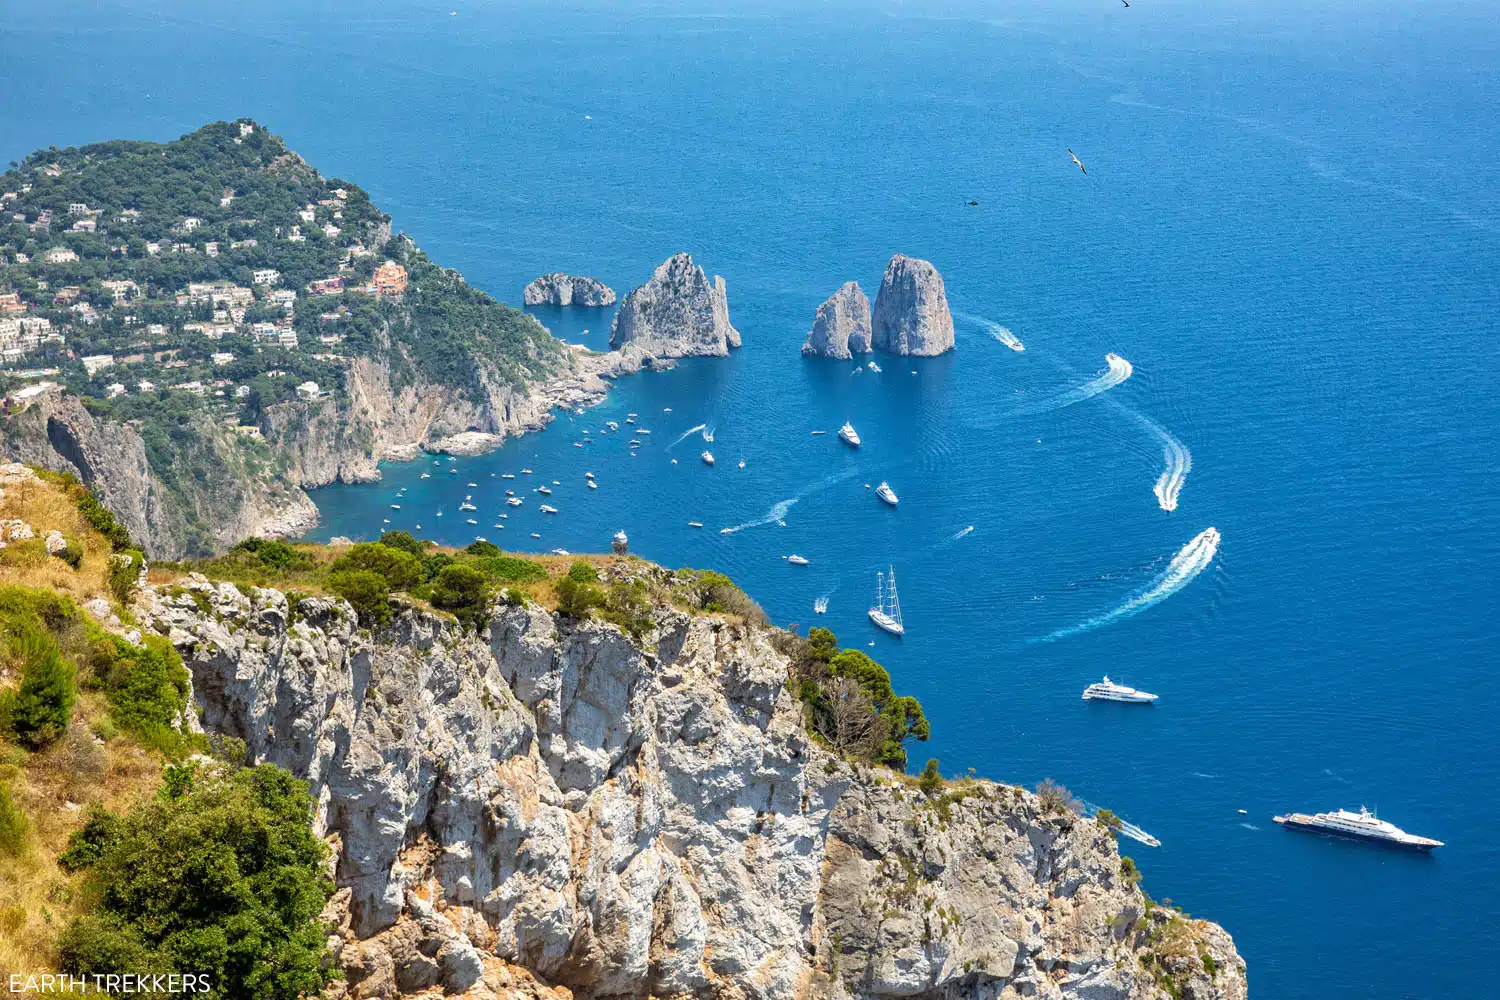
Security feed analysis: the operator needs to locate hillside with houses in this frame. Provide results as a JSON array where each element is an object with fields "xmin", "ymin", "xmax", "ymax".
[{"xmin": 0, "ymin": 120, "xmax": 577, "ymax": 557}]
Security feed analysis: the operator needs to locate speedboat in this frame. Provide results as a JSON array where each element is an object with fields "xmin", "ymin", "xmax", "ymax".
[
  {"xmin": 390, "ymin": 504, "xmax": 401, "ymax": 510},
  {"xmin": 585, "ymin": 471, "xmax": 595, "ymax": 479},
  {"xmin": 587, "ymin": 480, "xmax": 598, "ymax": 489},
  {"xmin": 1081, "ymin": 677, "xmax": 1158, "ymax": 704},
  {"xmin": 838, "ymin": 422, "xmax": 861, "ymax": 447},
  {"xmin": 420, "ymin": 472, "xmax": 431, "ymax": 479},
  {"xmin": 688, "ymin": 521, "xmax": 703, "ymax": 528},
  {"xmin": 501, "ymin": 473, "xmax": 515, "ymax": 479},
  {"xmin": 521, "ymin": 468, "xmax": 533, "ymax": 474},
  {"xmin": 507, "ymin": 497, "xmax": 523, "ymax": 506},
  {"xmin": 538, "ymin": 486, "xmax": 552, "ymax": 494},
  {"xmin": 459, "ymin": 502, "xmax": 476, "ymax": 511},
  {"xmin": 786, "ymin": 554, "xmax": 809, "ymax": 566},
  {"xmin": 738, "ymin": 459, "xmax": 745, "ymax": 469},
  {"xmin": 467, "ymin": 482, "xmax": 477, "ymax": 487},
  {"xmin": 701, "ymin": 451, "xmax": 715, "ymax": 466},
  {"xmin": 466, "ymin": 518, "xmax": 477, "ymax": 525},
  {"xmin": 539, "ymin": 505, "xmax": 558, "ymax": 514},
  {"xmin": 875, "ymin": 482, "xmax": 898, "ymax": 506}
]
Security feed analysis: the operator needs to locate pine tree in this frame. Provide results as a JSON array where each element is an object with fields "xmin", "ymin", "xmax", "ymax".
[{"xmin": 13, "ymin": 631, "xmax": 76, "ymax": 748}]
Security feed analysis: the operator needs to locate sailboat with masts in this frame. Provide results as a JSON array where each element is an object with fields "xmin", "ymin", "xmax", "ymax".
[{"xmin": 868, "ymin": 566, "xmax": 905, "ymax": 635}]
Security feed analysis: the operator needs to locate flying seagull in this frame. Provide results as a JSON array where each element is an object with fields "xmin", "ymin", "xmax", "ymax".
[
  {"xmin": 1122, "ymin": 1, "xmax": 1130, "ymax": 7},
  {"xmin": 1068, "ymin": 149, "xmax": 1087, "ymax": 175}
]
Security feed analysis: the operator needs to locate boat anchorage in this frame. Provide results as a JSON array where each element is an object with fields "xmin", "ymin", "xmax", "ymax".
[
  {"xmin": 1082, "ymin": 677, "xmax": 1159, "ymax": 704},
  {"xmin": 839, "ymin": 421, "xmax": 861, "ymax": 447},
  {"xmin": 868, "ymin": 566, "xmax": 905, "ymax": 635},
  {"xmin": 1273, "ymin": 807, "xmax": 1443, "ymax": 850},
  {"xmin": 875, "ymin": 481, "xmax": 898, "ymax": 506}
]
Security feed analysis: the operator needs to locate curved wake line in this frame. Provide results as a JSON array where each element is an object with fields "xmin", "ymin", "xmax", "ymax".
[
  {"xmin": 951, "ymin": 525, "xmax": 975, "ymax": 541},
  {"xmin": 1016, "ymin": 353, "xmax": 1133, "ymax": 415},
  {"xmin": 955, "ymin": 311, "xmax": 1025, "ymax": 351},
  {"xmin": 1036, "ymin": 527, "xmax": 1220, "ymax": 642},
  {"xmin": 667, "ymin": 423, "xmax": 708, "ymax": 449},
  {"xmin": 1134, "ymin": 412, "xmax": 1191, "ymax": 512},
  {"xmin": 718, "ymin": 468, "xmax": 861, "ymax": 534}
]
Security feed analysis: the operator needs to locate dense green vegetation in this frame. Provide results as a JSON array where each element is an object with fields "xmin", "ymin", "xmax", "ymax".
[
  {"xmin": 772, "ymin": 625, "xmax": 929, "ymax": 769},
  {"xmin": 57, "ymin": 763, "xmax": 336, "ymax": 1000}
]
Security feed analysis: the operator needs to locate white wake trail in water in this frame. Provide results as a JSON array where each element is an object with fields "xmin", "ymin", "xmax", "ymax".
[
  {"xmin": 1038, "ymin": 527, "xmax": 1220, "ymax": 642},
  {"xmin": 1020, "ymin": 353, "xmax": 1133, "ymax": 413},
  {"xmin": 667, "ymin": 423, "xmax": 708, "ymax": 449},
  {"xmin": 718, "ymin": 469, "xmax": 862, "ymax": 535},
  {"xmin": 1133, "ymin": 412, "xmax": 1191, "ymax": 512},
  {"xmin": 955, "ymin": 312, "xmax": 1025, "ymax": 352},
  {"xmin": 951, "ymin": 525, "xmax": 975, "ymax": 541}
]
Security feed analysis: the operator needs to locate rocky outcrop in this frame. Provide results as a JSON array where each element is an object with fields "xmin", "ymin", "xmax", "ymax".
[
  {"xmin": 0, "ymin": 394, "xmax": 316, "ymax": 559},
  {"xmin": 802, "ymin": 282, "xmax": 872, "ymax": 359},
  {"xmin": 523, "ymin": 274, "xmax": 617, "ymax": 307},
  {"xmin": 871, "ymin": 254, "xmax": 955, "ymax": 357},
  {"xmin": 609, "ymin": 254, "xmax": 740, "ymax": 360},
  {"xmin": 136, "ymin": 570, "xmax": 1246, "ymax": 1000}
]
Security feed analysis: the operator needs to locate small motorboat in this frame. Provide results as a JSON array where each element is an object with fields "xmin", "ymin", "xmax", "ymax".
[
  {"xmin": 701, "ymin": 451, "xmax": 715, "ymax": 466},
  {"xmin": 786, "ymin": 554, "xmax": 810, "ymax": 566}
]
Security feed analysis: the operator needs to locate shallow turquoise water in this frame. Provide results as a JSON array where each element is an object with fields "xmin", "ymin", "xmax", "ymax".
[{"xmin": 6, "ymin": 2, "xmax": 1499, "ymax": 996}]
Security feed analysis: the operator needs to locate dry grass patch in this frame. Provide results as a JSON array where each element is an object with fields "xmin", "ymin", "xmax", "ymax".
[{"xmin": 0, "ymin": 476, "xmax": 113, "ymax": 605}]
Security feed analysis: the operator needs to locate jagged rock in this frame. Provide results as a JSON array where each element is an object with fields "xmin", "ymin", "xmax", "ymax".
[
  {"xmin": 609, "ymin": 253, "xmax": 740, "ymax": 359},
  {"xmin": 523, "ymin": 274, "xmax": 616, "ymax": 307},
  {"xmin": 134, "ymin": 572, "xmax": 1246, "ymax": 1000},
  {"xmin": 2, "ymin": 519, "xmax": 34, "ymax": 541},
  {"xmin": 85, "ymin": 598, "xmax": 112, "ymax": 620},
  {"xmin": 871, "ymin": 254, "xmax": 955, "ymax": 356},
  {"xmin": 802, "ymin": 282, "xmax": 872, "ymax": 359},
  {"xmin": 329, "ymin": 536, "xmax": 355, "ymax": 546},
  {"xmin": 44, "ymin": 530, "xmax": 67, "ymax": 555}
]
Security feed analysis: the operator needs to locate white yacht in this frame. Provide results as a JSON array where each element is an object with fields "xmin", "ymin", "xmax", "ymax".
[
  {"xmin": 587, "ymin": 480, "xmax": 598, "ymax": 490},
  {"xmin": 507, "ymin": 497, "xmax": 523, "ymax": 507},
  {"xmin": 786, "ymin": 554, "xmax": 809, "ymax": 566},
  {"xmin": 521, "ymin": 468, "xmax": 533, "ymax": 475},
  {"xmin": 390, "ymin": 504, "xmax": 401, "ymax": 510},
  {"xmin": 501, "ymin": 473, "xmax": 515, "ymax": 479},
  {"xmin": 1082, "ymin": 677, "xmax": 1158, "ymax": 704},
  {"xmin": 737, "ymin": 459, "xmax": 746, "ymax": 469},
  {"xmin": 459, "ymin": 502, "xmax": 476, "ymax": 511},
  {"xmin": 868, "ymin": 360, "xmax": 882, "ymax": 372},
  {"xmin": 868, "ymin": 566, "xmax": 905, "ymax": 635},
  {"xmin": 538, "ymin": 486, "xmax": 552, "ymax": 494},
  {"xmin": 467, "ymin": 482, "xmax": 478, "ymax": 487},
  {"xmin": 465, "ymin": 518, "xmax": 478, "ymax": 525},
  {"xmin": 637, "ymin": 429, "xmax": 650, "ymax": 435},
  {"xmin": 1273, "ymin": 807, "xmax": 1443, "ymax": 850},
  {"xmin": 688, "ymin": 521, "xmax": 704, "ymax": 528},
  {"xmin": 702, "ymin": 451, "xmax": 715, "ymax": 466},
  {"xmin": 811, "ymin": 430, "xmax": 827, "ymax": 436},
  {"xmin": 539, "ymin": 505, "xmax": 558, "ymax": 514},
  {"xmin": 420, "ymin": 472, "xmax": 431, "ymax": 479},
  {"xmin": 875, "ymin": 481, "xmax": 898, "ymax": 506},
  {"xmin": 839, "ymin": 422, "xmax": 861, "ymax": 447},
  {"xmin": 585, "ymin": 471, "xmax": 595, "ymax": 479}
]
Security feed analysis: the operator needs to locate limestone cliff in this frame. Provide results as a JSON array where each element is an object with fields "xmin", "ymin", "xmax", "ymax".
[
  {"xmin": 134, "ymin": 570, "xmax": 1246, "ymax": 1000},
  {"xmin": 803, "ymin": 282, "xmax": 873, "ymax": 359},
  {"xmin": 524, "ymin": 274, "xmax": 617, "ymax": 307},
  {"xmin": 871, "ymin": 255, "xmax": 955, "ymax": 357},
  {"xmin": 609, "ymin": 254, "xmax": 740, "ymax": 361}
]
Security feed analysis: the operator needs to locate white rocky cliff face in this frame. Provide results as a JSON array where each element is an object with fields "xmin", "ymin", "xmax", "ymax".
[
  {"xmin": 609, "ymin": 254, "xmax": 740, "ymax": 361},
  {"xmin": 135, "ymin": 574, "xmax": 1246, "ymax": 1000},
  {"xmin": 802, "ymin": 282, "xmax": 872, "ymax": 359},
  {"xmin": 871, "ymin": 255, "xmax": 955, "ymax": 357},
  {"xmin": 524, "ymin": 274, "xmax": 617, "ymax": 307}
]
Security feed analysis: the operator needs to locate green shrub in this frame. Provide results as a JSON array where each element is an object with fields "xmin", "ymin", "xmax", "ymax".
[
  {"xmin": 58, "ymin": 765, "xmax": 336, "ymax": 1000},
  {"xmin": 464, "ymin": 540, "xmax": 501, "ymax": 558},
  {"xmin": 327, "ymin": 569, "xmax": 391, "ymax": 627},
  {"xmin": 330, "ymin": 542, "xmax": 422, "ymax": 591},
  {"xmin": 601, "ymin": 578, "xmax": 653, "ymax": 638},
  {"xmin": 918, "ymin": 759, "xmax": 943, "ymax": 796},
  {"xmin": 101, "ymin": 636, "xmax": 191, "ymax": 752},
  {"xmin": 555, "ymin": 575, "xmax": 603, "ymax": 617},
  {"xmin": 58, "ymin": 806, "xmax": 124, "ymax": 872},
  {"xmin": 108, "ymin": 550, "xmax": 144, "ymax": 604},
  {"xmin": 566, "ymin": 561, "xmax": 599, "ymax": 583},
  {"xmin": 1097, "ymin": 808, "xmax": 1122, "ymax": 832},
  {"xmin": 1121, "ymin": 855, "xmax": 1143, "ymax": 886},
  {"xmin": 421, "ymin": 552, "xmax": 452, "ymax": 582},
  {"xmin": 11, "ymin": 629, "xmax": 77, "ymax": 749},
  {"xmin": 56, "ymin": 536, "xmax": 84, "ymax": 569},
  {"xmin": 469, "ymin": 555, "xmax": 546, "ymax": 583},
  {"xmin": 231, "ymin": 537, "xmax": 313, "ymax": 572},
  {"xmin": 682, "ymin": 568, "xmax": 767, "ymax": 622},
  {"xmin": 1035, "ymin": 778, "xmax": 1083, "ymax": 815},
  {"xmin": 377, "ymin": 530, "xmax": 427, "ymax": 558},
  {"xmin": 0, "ymin": 780, "xmax": 29, "ymax": 857},
  {"xmin": 430, "ymin": 564, "xmax": 490, "ymax": 628}
]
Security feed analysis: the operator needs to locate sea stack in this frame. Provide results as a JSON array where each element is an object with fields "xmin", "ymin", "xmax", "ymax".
[
  {"xmin": 609, "ymin": 253, "xmax": 740, "ymax": 357},
  {"xmin": 523, "ymin": 273, "xmax": 617, "ymax": 307},
  {"xmin": 801, "ymin": 281, "xmax": 872, "ymax": 359},
  {"xmin": 871, "ymin": 254, "xmax": 955, "ymax": 356}
]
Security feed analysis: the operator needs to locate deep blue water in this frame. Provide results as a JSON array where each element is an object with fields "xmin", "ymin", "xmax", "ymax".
[{"xmin": 6, "ymin": 2, "xmax": 1500, "ymax": 996}]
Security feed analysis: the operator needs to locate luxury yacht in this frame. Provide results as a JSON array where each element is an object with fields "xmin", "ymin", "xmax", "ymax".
[
  {"xmin": 1273, "ymin": 808, "xmax": 1443, "ymax": 850},
  {"xmin": 875, "ymin": 481, "xmax": 898, "ymax": 506},
  {"xmin": 868, "ymin": 567, "xmax": 904, "ymax": 635},
  {"xmin": 786, "ymin": 554, "xmax": 809, "ymax": 566},
  {"xmin": 839, "ymin": 422, "xmax": 861, "ymax": 447},
  {"xmin": 702, "ymin": 451, "xmax": 715, "ymax": 466},
  {"xmin": 1081, "ymin": 677, "xmax": 1158, "ymax": 704}
]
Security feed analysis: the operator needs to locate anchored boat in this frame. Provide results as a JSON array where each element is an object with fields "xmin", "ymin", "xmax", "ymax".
[{"xmin": 868, "ymin": 566, "xmax": 904, "ymax": 635}]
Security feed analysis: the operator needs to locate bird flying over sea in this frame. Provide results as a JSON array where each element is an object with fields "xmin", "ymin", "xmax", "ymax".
[
  {"xmin": 1122, "ymin": 1, "xmax": 1130, "ymax": 7},
  {"xmin": 1068, "ymin": 149, "xmax": 1087, "ymax": 174}
]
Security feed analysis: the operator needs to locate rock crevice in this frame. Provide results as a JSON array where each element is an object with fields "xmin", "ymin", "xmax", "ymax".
[{"xmin": 802, "ymin": 282, "xmax": 872, "ymax": 359}]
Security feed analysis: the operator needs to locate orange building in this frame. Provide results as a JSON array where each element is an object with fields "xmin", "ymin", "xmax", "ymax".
[{"xmin": 372, "ymin": 261, "xmax": 408, "ymax": 298}]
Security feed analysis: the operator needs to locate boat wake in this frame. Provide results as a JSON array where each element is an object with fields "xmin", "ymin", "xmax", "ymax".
[
  {"xmin": 1135, "ymin": 412, "xmax": 1191, "ymax": 512},
  {"xmin": 667, "ymin": 423, "xmax": 708, "ymax": 449},
  {"xmin": 1021, "ymin": 353, "xmax": 1133, "ymax": 413},
  {"xmin": 1038, "ymin": 527, "xmax": 1220, "ymax": 642},
  {"xmin": 955, "ymin": 311, "xmax": 1025, "ymax": 351},
  {"xmin": 813, "ymin": 595, "xmax": 829, "ymax": 614},
  {"xmin": 951, "ymin": 525, "xmax": 975, "ymax": 541},
  {"xmin": 719, "ymin": 497, "xmax": 798, "ymax": 534}
]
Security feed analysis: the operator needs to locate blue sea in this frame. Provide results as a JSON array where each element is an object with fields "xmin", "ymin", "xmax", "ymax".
[{"xmin": 6, "ymin": 1, "xmax": 1499, "ymax": 996}]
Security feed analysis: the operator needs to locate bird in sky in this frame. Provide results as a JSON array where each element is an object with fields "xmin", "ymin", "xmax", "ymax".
[
  {"xmin": 1122, "ymin": 0, "xmax": 1130, "ymax": 7},
  {"xmin": 1068, "ymin": 149, "xmax": 1087, "ymax": 174}
]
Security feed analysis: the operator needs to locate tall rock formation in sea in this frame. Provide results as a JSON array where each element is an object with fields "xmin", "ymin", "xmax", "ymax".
[
  {"xmin": 523, "ymin": 273, "xmax": 617, "ymax": 307},
  {"xmin": 802, "ymin": 281, "xmax": 872, "ymax": 359},
  {"xmin": 871, "ymin": 254, "xmax": 955, "ymax": 356},
  {"xmin": 609, "ymin": 253, "xmax": 740, "ymax": 358},
  {"xmin": 134, "ymin": 565, "xmax": 1248, "ymax": 1000}
]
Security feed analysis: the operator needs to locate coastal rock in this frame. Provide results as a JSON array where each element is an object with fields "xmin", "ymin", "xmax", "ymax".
[
  {"xmin": 802, "ymin": 282, "xmax": 872, "ymax": 359},
  {"xmin": 135, "ymin": 571, "xmax": 1246, "ymax": 1000},
  {"xmin": 44, "ymin": 530, "xmax": 67, "ymax": 556},
  {"xmin": 609, "ymin": 253, "xmax": 740, "ymax": 359},
  {"xmin": 523, "ymin": 274, "xmax": 617, "ymax": 307},
  {"xmin": 871, "ymin": 254, "xmax": 955, "ymax": 356}
]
